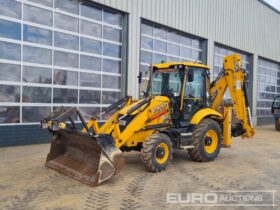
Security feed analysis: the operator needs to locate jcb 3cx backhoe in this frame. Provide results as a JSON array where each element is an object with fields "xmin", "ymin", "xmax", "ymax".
[{"xmin": 41, "ymin": 54, "xmax": 255, "ymax": 187}]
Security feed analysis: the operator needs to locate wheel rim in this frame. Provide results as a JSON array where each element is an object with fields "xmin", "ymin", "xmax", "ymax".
[
  {"xmin": 204, "ymin": 129, "xmax": 218, "ymax": 154},
  {"xmin": 155, "ymin": 142, "xmax": 169, "ymax": 164}
]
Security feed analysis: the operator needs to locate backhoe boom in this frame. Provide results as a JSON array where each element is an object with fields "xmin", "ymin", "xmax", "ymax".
[{"xmin": 210, "ymin": 54, "xmax": 255, "ymax": 138}]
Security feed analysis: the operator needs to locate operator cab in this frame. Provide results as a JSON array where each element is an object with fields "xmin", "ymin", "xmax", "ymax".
[{"xmin": 144, "ymin": 62, "xmax": 210, "ymax": 128}]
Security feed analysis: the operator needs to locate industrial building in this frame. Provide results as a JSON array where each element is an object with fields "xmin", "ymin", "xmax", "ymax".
[{"xmin": 0, "ymin": 0, "xmax": 279, "ymax": 146}]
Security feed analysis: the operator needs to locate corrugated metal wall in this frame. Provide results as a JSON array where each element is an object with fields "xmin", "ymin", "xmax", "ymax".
[{"xmin": 92, "ymin": 0, "xmax": 280, "ymax": 97}]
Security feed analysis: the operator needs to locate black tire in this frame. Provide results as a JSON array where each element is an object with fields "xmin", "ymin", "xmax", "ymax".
[
  {"xmin": 188, "ymin": 118, "xmax": 222, "ymax": 162},
  {"xmin": 141, "ymin": 133, "xmax": 173, "ymax": 172},
  {"xmin": 275, "ymin": 119, "xmax": 280, "ymax": 131}
]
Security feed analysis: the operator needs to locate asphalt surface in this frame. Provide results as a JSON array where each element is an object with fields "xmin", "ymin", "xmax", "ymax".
[{"xmin": 0, "ymin": 125, "xmax": 279, "ymax": 210}]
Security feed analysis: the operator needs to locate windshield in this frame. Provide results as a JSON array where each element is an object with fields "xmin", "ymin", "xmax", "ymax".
[{"xmin": 149, "ymin": 69, "xmax": 185, "ymax": 96}]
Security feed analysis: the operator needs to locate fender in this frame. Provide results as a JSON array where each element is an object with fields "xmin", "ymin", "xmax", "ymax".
[{"xmin": 190, "ymin": 108, "xmax": 223, "ymax": 125}]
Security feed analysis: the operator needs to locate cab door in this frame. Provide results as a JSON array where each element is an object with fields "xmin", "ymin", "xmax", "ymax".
[{"xmin": 180, "ymin": 68, "xmax": 208, "ymax": 125}]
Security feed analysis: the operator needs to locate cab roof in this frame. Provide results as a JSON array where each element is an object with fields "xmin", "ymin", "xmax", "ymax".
[{"xmin": 153, "ymin": 62, "xmax": 210, "ymax": 70}]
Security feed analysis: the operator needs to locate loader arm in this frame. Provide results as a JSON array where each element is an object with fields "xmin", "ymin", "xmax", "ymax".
[
  {"xmin": 84, "ymin": 96, "xmax": 133, "ymax": 134},
  {"xmin": 210, "ymin": 54, "xmax": 255, "ymax": 138}
]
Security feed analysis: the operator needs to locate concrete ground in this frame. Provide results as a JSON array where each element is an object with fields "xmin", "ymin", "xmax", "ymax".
[{"xmin": 0, "ymin": 125, "xmax": 279, "ymax": 210}]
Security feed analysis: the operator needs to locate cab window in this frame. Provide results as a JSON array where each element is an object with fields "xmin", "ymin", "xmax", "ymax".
[
  {"xmin": 185, "ymin": 68, "xmax": 205, "ymax": 99},
  {"xmin": 168, "ymin": 72, "xmax": 182, "ymax": 96},
  {"xmin": 273, "ymin": 96, "xmax": 280, "ymax": 108}
]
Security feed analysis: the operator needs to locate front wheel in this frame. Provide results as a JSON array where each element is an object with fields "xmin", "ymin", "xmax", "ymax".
[
  {"xmin": 188, "ymin": 118, "xmax": 222, "ymax": 162},
  {"xmin": 141, "ymin": 133, "xmax": 173, "ymax": 172}
]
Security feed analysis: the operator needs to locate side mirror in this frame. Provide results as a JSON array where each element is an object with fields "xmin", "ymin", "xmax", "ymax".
[
  {"xmin": 187, "ymin": 68, "xmax": 194, "ymax": 82},
  {"xmin": 138, "ymin": 72, "xmax": 143, "ymax": 84},
  {"xmin": 140, "ymin": 91, "xmax": 148, "ymax": 99}
]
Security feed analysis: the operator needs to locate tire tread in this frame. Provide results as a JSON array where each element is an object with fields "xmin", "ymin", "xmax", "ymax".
[
  {"xmin": 188, "ymin": 118, "xmax": 222, "ymax": 162},
  {"xmin": 142, "ymin": 133, "xmax": 173, "ymax": 172}
]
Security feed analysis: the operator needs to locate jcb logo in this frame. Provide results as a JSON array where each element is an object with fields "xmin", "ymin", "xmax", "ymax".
[
  {"xmin": 152, "ymin": 103, "xmax": 168, "ymax": 114},
  {"xmin": 211, "ymin": 90, "xmax": 219, "ymax": 102},
  {"xmin": 148, "ymin": 103, "xmax": 169, "ymax": 122}
]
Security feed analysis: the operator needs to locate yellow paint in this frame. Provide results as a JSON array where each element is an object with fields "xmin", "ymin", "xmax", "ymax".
[
  {"xmin": 84, "ymin": 95, "xmax": 170, "ymax": 148},
  {"xmin": 223, "ymin": 107, "xmax": 232, "ymax": 147},
  {"xmin": 180, "ymin": 71, "xmax": 187, "ymax": 111},
  {"xmin": 120, "ymin": 96, "xmax": 170, "ymax": 148},
  {"xmin": 118, "ymin": 98, "xmax": 145, "ymax": 115},
  {"xmin": 125, "ymin": 130, "xmax": 155, "ymax": 147},
  {"xmin": 155, "ymin": 142, "xmax": 169, "ymax": 164},
  {"xmin": 204, "ymin": 129, "xmax": 218, "ymax": 154},
  {"xmin": 190, "ymin": 108, "xmax": 223, "ymax": 125},
  {"xmin": 58, "ymin": 122, "xmax": 66, "ymax": 129},
  {"xmin": 153, "ymin": 62, "xmax": 210, "ymax": 70},
  {"xmin": 210, "ymin": 54, "xmax": 255, "ymax": 139}
]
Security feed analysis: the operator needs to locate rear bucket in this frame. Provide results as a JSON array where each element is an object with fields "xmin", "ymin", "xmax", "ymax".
[{"xmin": 46, "ymin": 130, "xmax": 125, "ymax": 187}]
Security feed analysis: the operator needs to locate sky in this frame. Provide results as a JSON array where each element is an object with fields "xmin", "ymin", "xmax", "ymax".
[{"xmin": 263, "ymin": 0, "xmax": 280, "ymax": 11}]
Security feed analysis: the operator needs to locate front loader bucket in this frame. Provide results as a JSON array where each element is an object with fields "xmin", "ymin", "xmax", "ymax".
[{"xmin": 46, "ymin": 130, "xmax": 125, "ymax": 187}]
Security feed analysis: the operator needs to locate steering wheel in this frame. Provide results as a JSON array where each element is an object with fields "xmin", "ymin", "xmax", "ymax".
[{"xmin": 185, "ymin": 94, "xmax": 195, "ymax": 99}]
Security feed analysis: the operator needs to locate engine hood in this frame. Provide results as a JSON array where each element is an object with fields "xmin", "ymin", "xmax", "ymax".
[{"xmin": 118, "ymin": 96, "xmax": 170, "ymax": 116}]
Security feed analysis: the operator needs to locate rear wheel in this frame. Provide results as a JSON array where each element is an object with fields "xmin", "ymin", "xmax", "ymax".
[
  {"xmin": 188, "ymin": 118, "xmax": 222, "ymax": 162},
  {"xmin": 275, "ymin": 119, "xmax": 280, "ymax": 131},
  {"xmin": 142, "ymin": 133, "xmax": 173, "ymax": 172}
]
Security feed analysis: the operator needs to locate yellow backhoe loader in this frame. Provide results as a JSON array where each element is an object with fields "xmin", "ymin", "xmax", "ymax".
[{"xmin": 41, "ymin": 54, "xmax": 255, "ymax": 187}]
